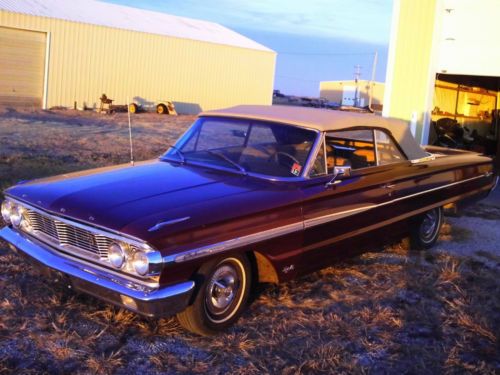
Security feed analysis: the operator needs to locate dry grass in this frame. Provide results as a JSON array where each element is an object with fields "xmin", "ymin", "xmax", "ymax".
[
  {"xmin": 3, "ymin": 244, "xmax": 497, "ymax": 374},
  {"xmin": 0, "ymin": 107, "xmax": 194, "ymax": 195},
  {"xmin": 0, "ymin": 109, "xmax": 499, "ymax": 374}
]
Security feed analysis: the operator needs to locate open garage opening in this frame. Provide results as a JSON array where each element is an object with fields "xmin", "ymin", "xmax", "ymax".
[{"xmin": 430, "ymin": 73, "xmax": 500, "ymax": 166}]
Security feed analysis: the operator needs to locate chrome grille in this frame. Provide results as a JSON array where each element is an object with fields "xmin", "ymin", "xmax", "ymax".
[
  {"xmin": 25, "ymin": 209, "xmax": 109, "ymax": 260},
  {"xmin": 27, "ymin": 211, "xmax": 59, "ymax": 239}
]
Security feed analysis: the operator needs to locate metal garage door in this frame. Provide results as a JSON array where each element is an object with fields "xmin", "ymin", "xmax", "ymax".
[{"xmin": 0, "ymin": 27, "xmax": 46, "ymax": 108}]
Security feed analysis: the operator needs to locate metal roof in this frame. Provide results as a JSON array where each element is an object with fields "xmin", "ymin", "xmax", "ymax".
[
  {"xmin": 202, "ymin": 105, "xmax": 428, "ymax": 160},
  {"xmin": 0, "ymin": 0, "xmax": 273, "ymax": 52}
]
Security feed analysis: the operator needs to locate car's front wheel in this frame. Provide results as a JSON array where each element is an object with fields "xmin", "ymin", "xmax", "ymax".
[
  {"xmin": 410, "ymin": 206, "xmax": 443, "ymax": 250},
  {"xmin": 176, "ymin": 254, "xmax": 251, "ymax": 335}
]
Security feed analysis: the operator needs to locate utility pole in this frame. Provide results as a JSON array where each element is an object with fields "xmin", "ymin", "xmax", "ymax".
[
  {"xmin": 354, "ymin": 65, "xmax": 362, "ymax": 107},
  {"xmin": 368, "ymin": 51, "xmax": 378, "ymax": 111}
]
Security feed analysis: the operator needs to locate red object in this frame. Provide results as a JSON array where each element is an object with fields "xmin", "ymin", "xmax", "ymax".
[{"xmin": 291, "ymin": 163, "xmax": 302, "ymax": 176}]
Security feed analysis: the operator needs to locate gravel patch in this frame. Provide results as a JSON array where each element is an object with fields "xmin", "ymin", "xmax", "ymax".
[{"xmin": 436, "ymin": 190, "xmax": 500, "ymax": 268}]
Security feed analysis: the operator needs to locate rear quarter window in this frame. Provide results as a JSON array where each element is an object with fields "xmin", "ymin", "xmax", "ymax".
[
  {"xmin": 375, "ymin": 130, "xmax": 406, "ymax": 165},
  {"xmin": 325, "ymin": 129, "xmax": 376, "ymax": 171}
]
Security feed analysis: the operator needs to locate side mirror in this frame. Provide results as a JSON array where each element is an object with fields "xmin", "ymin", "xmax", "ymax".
[{"xmin": 325, "ymin": 166, "xmax": 351, "ymax": 188}]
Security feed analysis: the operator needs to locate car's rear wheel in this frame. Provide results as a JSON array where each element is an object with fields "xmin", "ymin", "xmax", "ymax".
[
  {"xmin": 410, "ymin": 207, "xmax": 443, "ymax": 250},
  {"xmin": 176, "ymin": 254, "xmax": 251, "ymax": 335}
]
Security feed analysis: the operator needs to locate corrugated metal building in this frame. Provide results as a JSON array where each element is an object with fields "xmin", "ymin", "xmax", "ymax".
[
  {"xmin": 0, "ymin": 0, "xmax": 276, "ymax": 113},
  {"xmin": 320, "ymin": 80, "xmax": 385, "ymax": 108},
  {"xmin": 383, "ymin": 0, "xmax": 500, "ymax": 144}
]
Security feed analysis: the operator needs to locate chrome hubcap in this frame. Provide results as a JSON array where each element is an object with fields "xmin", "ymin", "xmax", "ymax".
[
  {"xmin": 206, "ymin": 265, "xmax": 239, "ymax": 316},
  {"xmin": 420, "ymin": 209, "xmax": 439, "ymax": 242}
]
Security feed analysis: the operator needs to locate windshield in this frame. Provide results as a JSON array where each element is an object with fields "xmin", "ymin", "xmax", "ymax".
[{"xmin": 163, "ymin": 117, "xmax": 318, "ymax": 177}]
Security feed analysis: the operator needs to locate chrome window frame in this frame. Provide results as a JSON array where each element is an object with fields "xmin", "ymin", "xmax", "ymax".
[
  {"xmin": 163, "ymin": 117, "xmax": 322, "ymax": 181},
  {"xmin": 304, "ymin": 132, "xmax": 327, "ymax": 178}
]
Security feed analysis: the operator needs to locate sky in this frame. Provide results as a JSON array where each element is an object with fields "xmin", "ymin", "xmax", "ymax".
[{"xmin": 105, "ymin": 0, "xmax": 394, "ymax": 97}]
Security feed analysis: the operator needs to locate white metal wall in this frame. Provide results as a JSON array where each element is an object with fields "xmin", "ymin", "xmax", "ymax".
[
  {"xmin": 438, "ymin": 0, "xmax": 500, "ymax": 77},
  {"xmin": 0, "ymin": 10, "xmax": 276, "ymax": 113}
]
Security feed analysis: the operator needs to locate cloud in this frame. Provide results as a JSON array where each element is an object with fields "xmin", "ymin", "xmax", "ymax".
[{"xmin": 105, "ymin": 0, "xmax": 393, "ymax": 45}]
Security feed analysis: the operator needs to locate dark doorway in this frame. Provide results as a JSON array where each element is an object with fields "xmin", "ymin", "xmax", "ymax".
[{"xmin": 430, "ymin": 73, "xmax": 500, "ymax": 167}]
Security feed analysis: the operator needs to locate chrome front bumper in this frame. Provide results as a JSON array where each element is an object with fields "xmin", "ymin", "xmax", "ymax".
[{"xmin": 0, "ymin": 226, "xmax": 194, "ymax": 318}]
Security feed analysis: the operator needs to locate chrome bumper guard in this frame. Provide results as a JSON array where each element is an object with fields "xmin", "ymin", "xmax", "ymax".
[{"xmin": 0, "ymin": 227, "xmax": 194, "ymax": 318}]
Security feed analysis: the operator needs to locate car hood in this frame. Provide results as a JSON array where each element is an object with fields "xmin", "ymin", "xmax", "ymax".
[{"xmin": 6, "ymin": 160, "xmax": 267, "ymax": 237}]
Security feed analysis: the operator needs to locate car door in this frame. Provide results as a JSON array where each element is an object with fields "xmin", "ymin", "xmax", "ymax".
[{"xmin": 298, "ymin": 128, "xmax": 409, "ymax": 273}]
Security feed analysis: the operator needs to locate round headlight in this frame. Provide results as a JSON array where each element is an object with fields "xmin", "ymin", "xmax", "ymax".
[
  {"xmin": 108, "ymin": 243, "xmax": 126, "ymax": 268},
  {"xmin": 1, "ymin": 200, "xmax": 13, "ymax": 224},
  {"xmin": 132, "ymin": 252, "xmax": 149, "ymax": 276},
  {"xmin": 20, "ymin": 213, "xmax": 33, "ymax": 232},
  {"xmin": 10, "ymin": 205, "xmax": 23, "ymax": 228}
]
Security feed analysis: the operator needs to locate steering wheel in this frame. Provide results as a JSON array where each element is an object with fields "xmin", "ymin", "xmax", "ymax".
[{"xmin": 269, "ymin": 151, "xmax": 300, "ymax": 168}]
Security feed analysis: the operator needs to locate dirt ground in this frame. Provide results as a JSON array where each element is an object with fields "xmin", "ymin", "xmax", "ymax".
[{"xmin": 0, "ymin": 109, "xmax": 499, "ymax": 374}]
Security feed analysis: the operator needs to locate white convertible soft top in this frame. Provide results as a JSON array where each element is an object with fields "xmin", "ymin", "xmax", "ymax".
[{"xmin": 202, "ymin": 105, "xmax": 428, "ymax": 161}]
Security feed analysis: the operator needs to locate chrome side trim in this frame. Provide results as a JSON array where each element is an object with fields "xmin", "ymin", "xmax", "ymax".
[
  {"xmin": 164, "ymin": 221, "xmax": 304, "ymax": 263},
  {"xmin": 410, "ymin": 154, "xmax": 436, "ymax": 164},
  {"xmin": 372, "ymin": 174, "xmax": 487, "ymax": 208},
  {"xmin": 305, "ymin": 174, "xmax": 488, "ymax": 229},
  {"xmin": 304, "ymin": 204, "xmax": 376, "ymax": 228},
  {"xmin": 167, "ymin": 173, "xmax": 490, "ymax": 263},
  {"xmin": 148, "ymin": 217, "xmax": 191, "ymax": 232}
]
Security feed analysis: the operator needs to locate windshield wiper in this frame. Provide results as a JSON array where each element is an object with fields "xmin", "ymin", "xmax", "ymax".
[
  {"xmin": 206, "ymin": 150, "xmax": 247, "ymax": 174},
  {"xmin": 165, "ymin": 145, "xmax": 185, "ymax": 163}
]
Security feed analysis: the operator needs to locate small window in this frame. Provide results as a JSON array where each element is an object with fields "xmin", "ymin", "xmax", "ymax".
[
  {"xmin": 375, "ymin": 130, "xmax": 406, "ymax": 165},
  {"xmin": 310, "ymin": 139, "xmax": 326, "ymax": 177},
  {"xmin": 325, "ymin": 129, "xmax": 376, "ymax": 171}
]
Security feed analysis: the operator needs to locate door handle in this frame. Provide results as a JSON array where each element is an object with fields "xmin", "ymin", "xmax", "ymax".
[{"xmin": 382, "ymin": 183, "xmax": 396, "ymax": 189}]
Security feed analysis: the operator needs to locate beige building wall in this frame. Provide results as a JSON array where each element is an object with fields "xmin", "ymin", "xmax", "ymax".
[
  {"xmin": 383, "ymin": 0, "xmax": 441, "ymax": 142},
  {"xmin": 320, "ymin": 80, "xmax": 385, "ymax": 106},
  {"xmin": 0, "ymin": 10, "xmax": 276, "ymax": 113}
]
